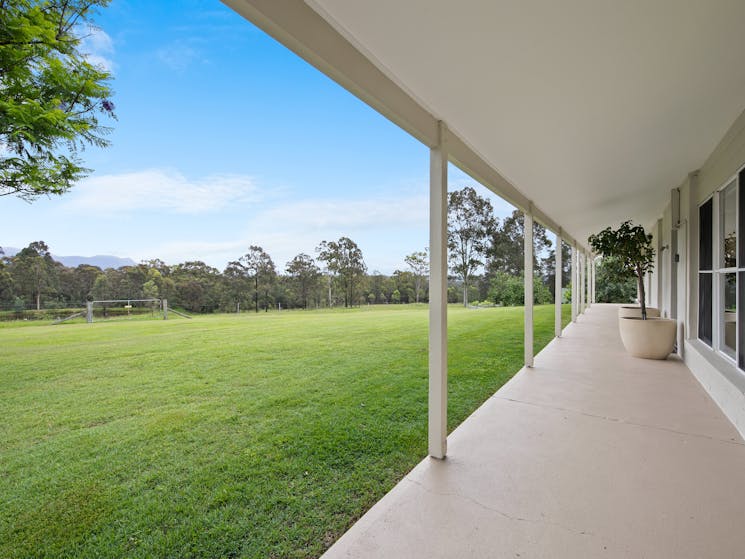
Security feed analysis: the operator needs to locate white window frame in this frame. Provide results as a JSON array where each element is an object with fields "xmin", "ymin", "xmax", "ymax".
[{"xmin": 713, "ymin": 177, "xmax": 740, "ymax": 366}]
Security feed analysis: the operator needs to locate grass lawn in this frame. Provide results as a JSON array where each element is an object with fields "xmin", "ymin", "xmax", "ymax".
[{"xmin": 1, "ymin": 304, "xmax": 570, "ymax": 559}]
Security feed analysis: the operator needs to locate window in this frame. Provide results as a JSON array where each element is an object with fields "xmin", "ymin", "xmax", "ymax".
[
  {"xmin": 719, "ymin": 181, "xmax": 736, "ymax": 359},
  {"xmin": 699, "ymin": 168, "xmax": 745, "ymax": 370},
  {"xmin": 699, "ymin": 198, "xmax": 713, "ymax": 346}
]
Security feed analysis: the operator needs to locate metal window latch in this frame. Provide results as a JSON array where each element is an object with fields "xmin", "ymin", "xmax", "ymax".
[{"xmin": 675, "ymin": 254, "xmax": 680, "ymax": 262}]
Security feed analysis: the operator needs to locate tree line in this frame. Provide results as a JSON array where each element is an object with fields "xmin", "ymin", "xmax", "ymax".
[
  {"xmin": 3, "ymin": 187, "xmax": 632, "ymax": 315},
  {"xmin": 0, "ymin": 239, "xmax": 424, "ymax": 314}
]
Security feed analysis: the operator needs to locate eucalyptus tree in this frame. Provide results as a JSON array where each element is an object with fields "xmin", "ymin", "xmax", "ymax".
[
  {"xmin": 487, "ymin": 209, "xmax": 552, "ymax": 277},
  {"xmin": 9, "ymin": 241, "xmax": 57, "ymax": 309},
  {"xmin": 240, "ymin": 246, "xmax": 276, "ymax": 312},
  {"xmin": 286, "ymin": 253, "xmax": 321, "ymax": 309},
  {"xmin": 316, "ymin": 237, "xmax": 367, "ymax": 307},
  {"xmin": 0, "ymin": 247, "xmax": 13, "ymax": 305},
  {"xmin": 223, "ymin": 260, "xmax": 248, "ymax": 312},
  {"xmin": 404, "ymin": 249, "xmax": 428, "ymax": 303},
  {"xmin": 1, "ymin": 0, "xmax": 116, "ymax": 199},
  {"xmin": 447, "ymin": 187, "xmax": 497, "ymax": 306}
]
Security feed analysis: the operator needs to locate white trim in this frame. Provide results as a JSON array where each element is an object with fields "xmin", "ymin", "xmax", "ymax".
[{"xmin": 684, "ymin": 339, "xmax": 745, "ymax": 439}]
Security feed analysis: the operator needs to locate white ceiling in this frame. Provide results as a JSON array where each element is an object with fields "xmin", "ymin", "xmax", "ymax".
[{"xmin": 308, "ymin": 0, "xmax": 745, "ymax": 240}]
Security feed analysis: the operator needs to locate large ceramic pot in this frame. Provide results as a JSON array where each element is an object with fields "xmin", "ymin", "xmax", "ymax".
[
  {"xmin": 618, "ymin": 317, "xmax": 676, "ymax": 359},
  {"xmin": 617, "ymin": 306, "xmax": 660, "ymax": 319}
]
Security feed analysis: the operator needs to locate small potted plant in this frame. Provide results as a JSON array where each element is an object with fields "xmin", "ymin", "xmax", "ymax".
[{"xmin": 589, "ymin": 221, "xmax": 675, "ymax": 359}]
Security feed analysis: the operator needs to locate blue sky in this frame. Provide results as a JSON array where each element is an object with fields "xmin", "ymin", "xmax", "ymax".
[{"xmin": 2, "ymin": 0, "xmax": 517, "ymax": 273}]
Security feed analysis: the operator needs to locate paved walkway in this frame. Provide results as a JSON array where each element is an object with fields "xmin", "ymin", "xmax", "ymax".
[{"xmin": 322, "ymin": 304, "xmax": 745, "ymax": 558}]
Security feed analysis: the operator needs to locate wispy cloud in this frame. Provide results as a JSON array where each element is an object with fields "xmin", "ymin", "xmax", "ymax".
[
  {"xmin": 66, "ymin": 169, "xmax": 261, "ymax": 214},
  {"xmin": 156, "ymin": 41, "xmax": 205, "ymax": 71},
  {"xmin": 254, "ymin": 195, "xmax": 428, "ymax": 230},
  {"xmin": 81, "ymin": 26, "xmax": 115, "ymax": 72},
  {"xmin": 140, "ymin": 192, "xmax": 429, "ymax": 270}
]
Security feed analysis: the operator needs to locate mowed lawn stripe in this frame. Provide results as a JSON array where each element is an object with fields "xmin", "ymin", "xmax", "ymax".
[{"xmin": 0, "ymin": 304, "xmax": 570, "ymax": 559}]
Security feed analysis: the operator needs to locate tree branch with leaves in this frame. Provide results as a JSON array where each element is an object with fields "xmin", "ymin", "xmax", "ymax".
[{"xmin": 1, "ymin": 0, "xmax": 116, "ymax": 200}]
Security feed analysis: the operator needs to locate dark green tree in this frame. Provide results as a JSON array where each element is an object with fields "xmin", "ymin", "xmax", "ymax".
[
  {"xmin": 57, "ymin": 263, "xmax": 101, "ymax": 304},
  {"xmin": 542, "ymin": 241, "xmax": 572, "ymax": 301},
  {"xmin": 222, "ymin": 260, "xmax": 249, "ymax": 312},
  {"xmin": 9, "ymin": 241, "xmax": 57, "ymax": 309},
  {"xmin": 594, "ymin": 255, "xmax": 637, "ymax": 303},
  {"xmin": 285, "ymin": 253, "xmax": 320, "ymax": 310},
  {"xmin": 589, "ymin": 221, "xmax": 655, "ymax": 319},
  {"xmin": 240, "ymin": 246, "xmax": 276, "ymax": 312},
  {"xmin": 489, "ymin": 272, "xmax": 552, "ymax": 306},
  {"xmin": 170, "ymin": 261, "xmax": 221, "ymax": 313},
  {"xmin": 0, "ymin": 247, "xmax": 14, "ymax": 304},
  {"xmin": 316, "ymin": 237, "xmax": 367, "ymax": 308},
  {"xmin": 1, "ymin": 0, "xmax": 116, "ymax": 199},
  {"xmin": 487, "ymin": 209, "xmax": 551, "ymax": 277},
  {"xmin": 447, "ymin": 186, "xmax": 497, "ymax": 307}
]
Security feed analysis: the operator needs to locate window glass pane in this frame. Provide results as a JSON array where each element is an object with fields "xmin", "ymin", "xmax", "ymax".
[
  {"xmin": 739, "ymin": 272, "xmax": 745, "ymax": 369},
  {"xmin": 699, "ymin": 199, "xmax": 713, "ymax": 271},
  {"xmin": 722, "ymin": 273, "xmax": 737, "ymax": 358},
  {"xmin": 722, "ymin": 181, "xmax": 737, "ymax": 268},
  {"xmin": 699, "ymin": 273, "xmax": 712, "ymax": 346},
  {"xmin": 739, "ymin": 171, "xmax": 745, "ymax": 267}
]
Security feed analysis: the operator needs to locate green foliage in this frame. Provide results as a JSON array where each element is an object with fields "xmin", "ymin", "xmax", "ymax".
[
  {"xmin": 0, "ymin": 0, "xmax": 116, "ymax": 200},
  {"xmin": 404, "ymin": 249, "xmax": 428, "ymax": 303},
  {"xmin": 7, "ymin": 240, "xmax": 57, "ymax": 309},
  {"xmin": 0, "ymin": 304, "xmax": 570, "ymax": 558},
  {"xmin": 588, "ymin": 221, "xmax": 654, "ymax": 318},
  {"xmin": 595, "ymin": 256, "xmax": 637, "ymax": 303},
  {"xmin": 240, "ymin": 246, "xmax": 276, "ymax": 312},
  {"xmin": 285, "ymin": 253, "xmax": 321, "ymax": 309},
  {"xmin": 487, "ymin": 209, "xmax": 551, "ymax": 277},
  {"xmin": 489, "ymin": 272, "xmax": 553, "ymax": 306},
  {"xmin": 316, "ymin": 237, "xmax": 367, "ymax": 308},
  {"xmin": 448, "ymin": 187, "xmax": 497, "ymax": 307}
]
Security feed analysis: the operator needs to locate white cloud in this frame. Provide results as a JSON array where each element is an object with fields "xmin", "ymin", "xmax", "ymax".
[
  {"xmin": 254, "ymin": 195, "xmax": 428, "ymax": 230},
  {"xmin": 138, "ymin": 192, "xmax": 429, "ymax": 272},
  {"xmin": 66, "ymin": 169, "xmax": 261, "ymax": 214},
  {"xmin": 156, "ymin": 42, "xmax": 204, "ymax": 71},
  {"xmin": 81, "ymin": 26, "xmax": 115, "ymax": 72}
]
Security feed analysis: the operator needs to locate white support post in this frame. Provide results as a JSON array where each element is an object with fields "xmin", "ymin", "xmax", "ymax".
[
  {"xmin": 428, "ymin": 121, "xmax": 448, "ymax": 460},
  {"xmin": 591, "ymin": 255, "xmax": 596, "ymax": 304},
  {"xmin": 555, "ymin": 232, "xmax": 562, "ymax": 337},
  {"xmin": 571, "ymin": 243, "xmax": 578, "ymax": 322},
  {"xmin": 582, "ymin": 252, "xmax": 590, "ymax": 310},
  {"xmin": 580, "ymin": 251, "xmax": 586, "ymax": 313},
  {"xmin": 524, "ymin": 210, "xmax": 534, "ymax": 367}
]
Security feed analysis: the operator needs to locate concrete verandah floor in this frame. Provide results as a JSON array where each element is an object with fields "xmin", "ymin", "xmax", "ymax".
[{"xmin": 322, "ymin": 304, "xmax": 745, "ymax": 558}]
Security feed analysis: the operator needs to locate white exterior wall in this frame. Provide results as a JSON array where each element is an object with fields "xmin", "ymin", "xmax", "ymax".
[{"xmin": 666, "ymin": 108, "xmax": 745, "ymax": 438}]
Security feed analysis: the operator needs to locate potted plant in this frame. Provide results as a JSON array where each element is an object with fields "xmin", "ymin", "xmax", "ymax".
[{"xmin": 589, "ymin": 221, "xmax": 675, "ymax": 359}]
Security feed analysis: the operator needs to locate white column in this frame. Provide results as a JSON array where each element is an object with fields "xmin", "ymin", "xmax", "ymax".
[
  {"xmin": 524, "ymin": 210, "xmax": 534, "ymax": 367},
  {"xmin": 582, "ymin": 251, "xmax": 587, "ymax": 312},
  {"xmin": 428, "ymin": 122, "xmax": 448, "ymax": 459},
  {"xmin": 579, "ymin": 251, "xmax": 584, "ymax": 314},
  {"xmin": 585, "ymin": 252, "xmax": 592, "ymax": 309},
  {"xmin": 591, "ymin": 255, "xmax": 596, "ymax": 304},
  {"xmin": 555, "ymin": 232, "xmax": 563, "ymax": 337},
  {"xmin": 571, "ymin": 243, "xmax": 578, "ymax": 322}
]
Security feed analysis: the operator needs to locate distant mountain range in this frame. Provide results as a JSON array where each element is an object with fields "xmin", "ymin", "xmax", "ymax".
[{"xmin": 1, "ymin": 247, "xmax": 136, "ymax": 269}]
